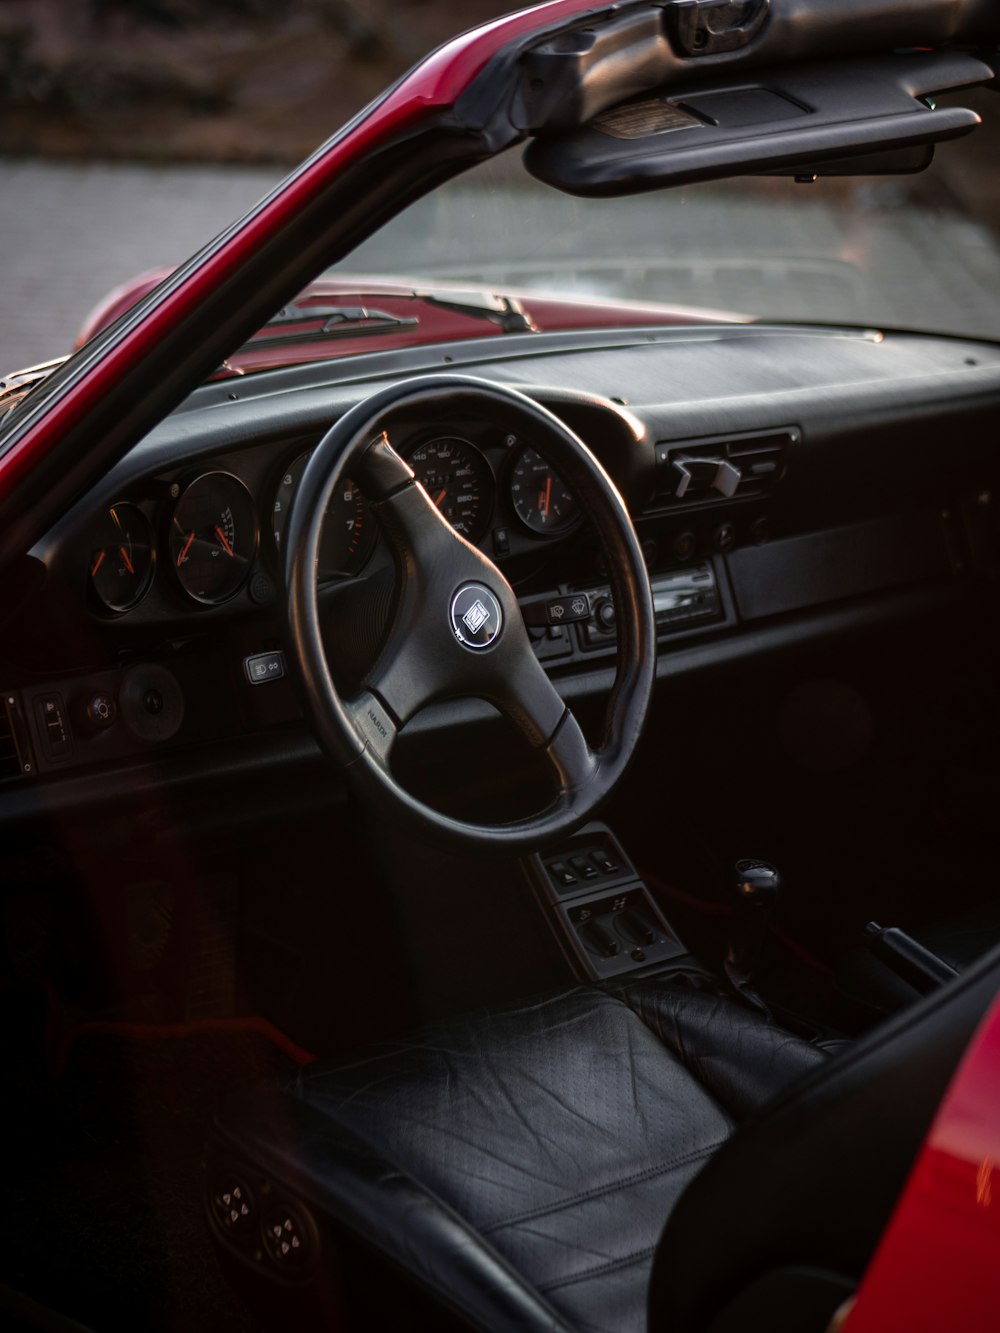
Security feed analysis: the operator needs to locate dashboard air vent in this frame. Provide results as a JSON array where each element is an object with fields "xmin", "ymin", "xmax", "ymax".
[
  {"xmin": 651, "ymin": 428, "xmax": 797, "ymax": 509},
  {"xmin": 0, "ymin": 692, "xmax": 31, "ymax": 781}
]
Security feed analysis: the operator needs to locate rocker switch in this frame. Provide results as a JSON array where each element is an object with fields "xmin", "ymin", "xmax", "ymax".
[
  {"xmin": 548, "ymin": 861, "xmax": 577, "ymax": 888},
  {"xmin": 590, "ymin": 848, "xmax": 620, "ymax": 875},
  {"xmin": 570, "ymin": 855, "xmax": 599, "ymax": 881}
]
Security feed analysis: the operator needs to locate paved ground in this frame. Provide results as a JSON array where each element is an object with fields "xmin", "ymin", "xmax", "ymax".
[
  {"xmin": 3, "ymin": 156, "xmax": 1000, "ymax": 378},
  {"xmin": 0, "ymin": 159, "xmax": 281, "ymax": 374}
]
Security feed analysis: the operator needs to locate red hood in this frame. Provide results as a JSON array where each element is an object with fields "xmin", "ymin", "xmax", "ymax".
[{"xmin": 75, "ymin": 270, "xmax": 747, "ymax": 379}]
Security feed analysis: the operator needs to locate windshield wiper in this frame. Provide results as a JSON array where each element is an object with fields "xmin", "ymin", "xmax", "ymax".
[
  {"xmin": 225, "ymin": 288, "xmax": 536, "ymax": 369},
  {"xmin": 259, "ymin": 290, "xmax": 536, "ymax": 341},
  {"xmin": 415, "ymin": 290, "xmax": 536, "ymax": 333},
  {"xmin": 247, "ymin": 302, "xmax": 420, "ymax": 350}
]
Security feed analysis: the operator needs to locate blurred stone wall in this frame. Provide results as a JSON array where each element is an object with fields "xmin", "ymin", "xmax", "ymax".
[{"xmin": 0, "ymin": 0, "xmax": 516, "ymax": 163}]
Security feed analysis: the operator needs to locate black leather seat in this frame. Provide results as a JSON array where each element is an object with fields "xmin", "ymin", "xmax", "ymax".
[{"xmin": 210, "ymin": 951, "xmax": 1000, "ymax": 1332}]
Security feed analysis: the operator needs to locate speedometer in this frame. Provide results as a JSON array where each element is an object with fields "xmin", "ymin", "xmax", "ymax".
[{"xmin": 405, "ymin": 436, "xmax": 493, "ymax": 543}]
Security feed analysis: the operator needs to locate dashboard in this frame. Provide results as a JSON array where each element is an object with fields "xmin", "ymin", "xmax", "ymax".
[{"xmin": 2, "ymin": 321, "xmax": 1000, "ymax": 813}]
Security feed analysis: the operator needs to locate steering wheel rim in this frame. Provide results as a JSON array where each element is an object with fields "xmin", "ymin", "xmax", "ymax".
[{"xmin": 284, "ymin": 374, "xmax": 654, "ymax": 855}]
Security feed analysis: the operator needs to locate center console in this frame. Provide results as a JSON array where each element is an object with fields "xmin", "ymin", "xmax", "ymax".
[{"xmin": 524, "ymin": 822, "xmax": 687, "ymax": 980}]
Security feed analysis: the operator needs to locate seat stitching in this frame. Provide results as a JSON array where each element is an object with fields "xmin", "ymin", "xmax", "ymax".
[
  {"xmin": 538, "ymin": 1244, "xmax": 659, "ymax": 1292},
  {"xmin": 481, "ymin": 1140, "xmax": 725, "ymax": 1234}
]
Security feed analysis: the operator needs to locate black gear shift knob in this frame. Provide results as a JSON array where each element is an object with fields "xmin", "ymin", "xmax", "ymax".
[
  {"xmin": 734, "ymin": 858, "xmax": 782, "ymax": 908},
  {"xmin": 726, "ymin": 859, "xmax": 782, "ymax": 996}
]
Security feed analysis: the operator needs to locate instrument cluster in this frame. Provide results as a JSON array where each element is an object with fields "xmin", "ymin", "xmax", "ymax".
[{"xmin": 85, "ymin": 423, "xmax": 582, "ymax": 617}]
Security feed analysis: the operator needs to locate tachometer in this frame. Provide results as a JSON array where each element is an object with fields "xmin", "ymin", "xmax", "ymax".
[
  {"xmin": 88, "ymin": 501, "xmax": 155, "ymax": 614},
  {"xmin": 168, "ymin": 472, "xmax": 257, "ymax": 605},
  {"xmin": 509, "ymin": 446, "xmax": 580, "ymax": 536},
  {"xmin": 272, "ymin": 450, "xmax": 373, "ymax": 576},
  {"xmin": 405, "ymin": 436, "xmax": 492, "ymax": 543}
]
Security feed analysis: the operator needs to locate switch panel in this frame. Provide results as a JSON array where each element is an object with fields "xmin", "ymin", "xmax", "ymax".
[{"xmin": 527, "ymin": 821, "xmax": 686, "ymax": 980}]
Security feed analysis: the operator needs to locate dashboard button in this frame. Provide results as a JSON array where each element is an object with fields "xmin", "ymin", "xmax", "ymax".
[
  {"xmin": 545, "ymin": 594, "xmax": 591, "ymax": 625},
  {"xmin": 244, "ymin": 651, "xmax": 286, "ymax": 686},
  {"xmin": 596, "ymin": 599, "xmax": 616, "ymax": 631},
  {"xmin": 672, "ymin": 531, "xmax": 697, "ymax": 561}
]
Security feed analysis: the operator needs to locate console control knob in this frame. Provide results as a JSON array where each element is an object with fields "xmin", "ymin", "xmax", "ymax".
[
  {"xmin": 84, "ymin": 691, "xmax": 117, "ymax": 731},
  {"xmin": 596, "ymin": 599, "xmax": 616, "ymax": 631}
]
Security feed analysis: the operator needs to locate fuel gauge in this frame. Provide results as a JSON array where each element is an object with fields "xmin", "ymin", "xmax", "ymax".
[
  {"xmin": 89, "ymin": 502, "xmax": 155, "ymax": 614},
  {"xmin": 168, "ymin": 472, "xmax": 257, "ymax": 605}
]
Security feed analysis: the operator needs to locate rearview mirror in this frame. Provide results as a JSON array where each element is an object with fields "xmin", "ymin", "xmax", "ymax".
[{"xmin": 524, "ymin": 51, "xmax": 993, "ymax": 195}]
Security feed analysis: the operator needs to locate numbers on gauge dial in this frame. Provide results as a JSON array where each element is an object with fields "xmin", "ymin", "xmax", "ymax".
[
  {"xmin": 272, "ymin": 450, "xmax": 372, "ymax": 576},
  {"xmin": 405, "ymin": 436, "xmax": 493, "ymax": 543},
  {"xmin": 509, "ymin": 446, "xmax": 580, "ymax": 535}
]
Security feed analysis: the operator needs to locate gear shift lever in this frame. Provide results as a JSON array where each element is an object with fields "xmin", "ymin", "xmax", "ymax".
[{"xmin": 725, "ymin": 858, "xmax": 782, "ymax": 1009}]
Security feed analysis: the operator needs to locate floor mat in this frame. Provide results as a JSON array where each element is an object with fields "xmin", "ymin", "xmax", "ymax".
[{"xmin": 1, "ymin": 1012, "xmax": 310, "ymax": 1333}]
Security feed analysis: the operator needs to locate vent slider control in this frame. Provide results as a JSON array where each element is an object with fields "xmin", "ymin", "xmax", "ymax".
[{"xmin": 670, "ymin": 454, "xmax": 741, "ymax": 501}]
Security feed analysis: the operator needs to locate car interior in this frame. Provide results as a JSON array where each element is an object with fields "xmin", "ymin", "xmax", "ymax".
[{"xmin": 3, "ymin": 3, "xmax": 1000, "ymax": 1332}]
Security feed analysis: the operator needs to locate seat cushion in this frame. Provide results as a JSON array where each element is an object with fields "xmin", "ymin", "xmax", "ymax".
[{"xmin": 214, "ymin": 983, "xmax": 832, "ymax": 1333}]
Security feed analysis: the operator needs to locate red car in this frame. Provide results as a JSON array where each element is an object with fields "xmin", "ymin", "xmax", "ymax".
[{"xmin": 1, "ymin": 2, "xmax": 999, "ymax": 1330}]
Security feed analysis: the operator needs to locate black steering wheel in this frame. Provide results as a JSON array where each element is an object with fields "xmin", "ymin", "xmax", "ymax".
[{"xmin": 284, "ymin": 375, "xmax": 654, "ymax": 854}]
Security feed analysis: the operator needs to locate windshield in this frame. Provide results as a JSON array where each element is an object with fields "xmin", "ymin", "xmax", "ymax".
[
  {"xmin": 4, "ymin": 91, "xmax": 1000, "ymax": 392},
  {"xmin": 332, "ymin": 87, "xmax": 1000, "ymax": 343}
]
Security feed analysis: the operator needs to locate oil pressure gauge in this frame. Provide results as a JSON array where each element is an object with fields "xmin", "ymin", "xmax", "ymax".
[{"xmin": 168, "ymin": 472, "xmax": 257, "ymax": 605}]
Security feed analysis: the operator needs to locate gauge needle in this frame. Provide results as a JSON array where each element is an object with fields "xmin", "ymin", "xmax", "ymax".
[
  {"xmin": 215, "ymin": 526, "xmax": 235, "ymax": 557},
  {"xmin": 90, "ymin": 551, "xmax": 106, "ymax": 577},
  {"xmin": 539, "ymin": 475, "xmax": 552, "ymax": 519},
  {"xmin": 177, "ymin": 531, "xmax": 195, "ymax": 566},
  {"xmin": 433, "ymin": 489, "xmax": 447, "ymax": 508},
  {"xmin": 119, "ymin": 546, "xmax": 134, "ymax": 575}
]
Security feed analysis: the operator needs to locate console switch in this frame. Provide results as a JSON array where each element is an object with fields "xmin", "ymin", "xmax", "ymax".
[
  {"xmin": 590, "ymin": 848, "xmax": 620, "ymax": 875},
  {"xmin": 33, "ymin": 693, "xmax": 74, "ymax": 762},
  {"xmin": 522, "ymin": 594, "xmax": 591, "ymax": 628},
  {"xmin": 244, "ymin": 651, "xmax": 286, "ymax": 686}
]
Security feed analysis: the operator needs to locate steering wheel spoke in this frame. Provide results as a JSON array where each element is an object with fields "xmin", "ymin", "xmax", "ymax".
[
  {"xmin": 351, "ymin": 431, "xmax": 416, "ymax": 501},
  {"xmin": 489, "ymin": 644, "xmax": 598, "ymax": 791},
  {"xmin": 489, "ymin": 641, "xmax": 570, "ymax": 747},
  {"xmin": 345, "ymin": 690, "xmax": 398, "ymax": 768},
  {"xmin": 546, "ymin": 708, "xmax": 598, "ymax": 794}
]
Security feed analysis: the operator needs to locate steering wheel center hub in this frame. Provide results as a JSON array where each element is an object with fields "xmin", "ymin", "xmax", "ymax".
[{"xmin": 450, "ymin": 582, "xmax": 504, "ymax": 650}]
